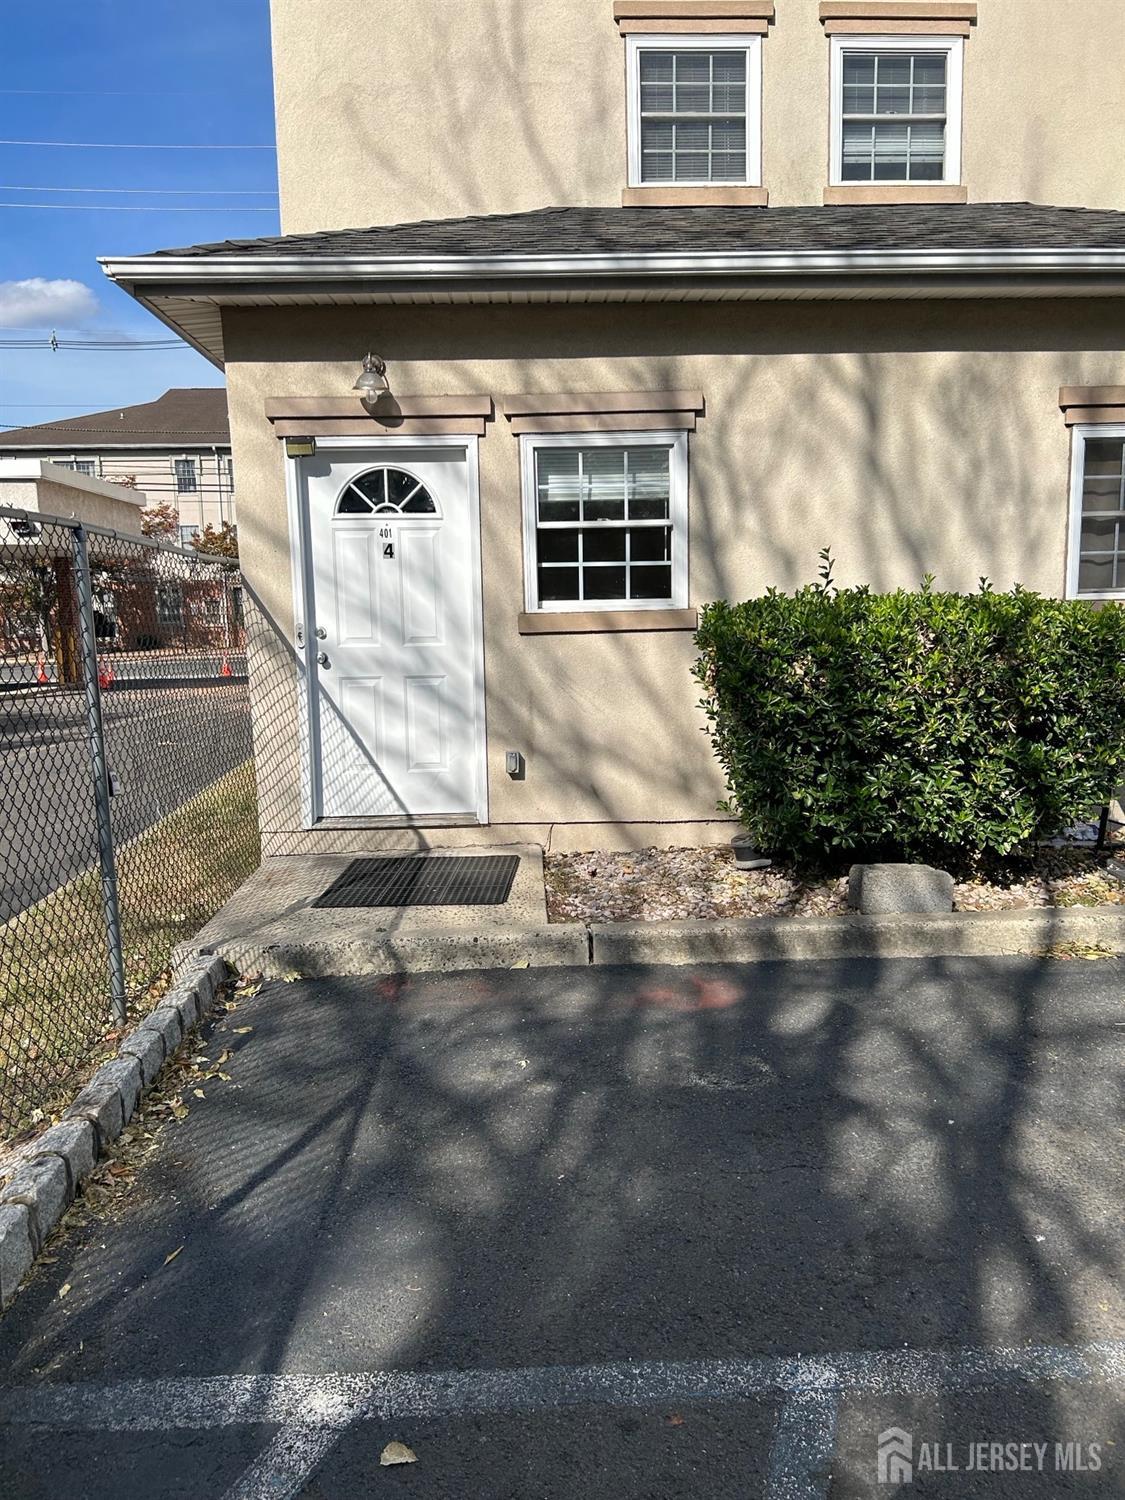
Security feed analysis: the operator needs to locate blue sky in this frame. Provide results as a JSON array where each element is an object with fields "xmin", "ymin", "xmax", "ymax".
[{"xmin": 0, "ymin": 0, "xmax": 278, "ymax": 432}]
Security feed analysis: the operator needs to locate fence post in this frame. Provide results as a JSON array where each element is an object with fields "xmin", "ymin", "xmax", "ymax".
[{"xmin": 72, "ymin": 524, "xmax": 127, "ymax": 1027}]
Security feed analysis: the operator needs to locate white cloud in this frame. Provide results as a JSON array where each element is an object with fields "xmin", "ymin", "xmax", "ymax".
[{"xmin": 0, "ymin": 277, "xmax": 100, "ymax": 330}]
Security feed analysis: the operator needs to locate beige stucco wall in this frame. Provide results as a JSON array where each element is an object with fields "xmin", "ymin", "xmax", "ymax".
[
  {"xmin": 223, "ymin": 295, "xmax": 1125, "ymax": 853},
  {"xmin": 271, "ymin": 0, "xmax": 1125, "ymax": 231}
]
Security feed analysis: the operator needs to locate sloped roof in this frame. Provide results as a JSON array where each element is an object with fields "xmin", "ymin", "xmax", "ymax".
[
  {"xmin": 141, "ymin": 202, "xmax": 1125, "ymax": 260},
  {"xmin": 0, "ymin": 387, "xmax": 229, "ymax": 449}
]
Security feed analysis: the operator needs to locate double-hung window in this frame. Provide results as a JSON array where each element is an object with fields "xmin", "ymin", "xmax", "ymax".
[
  {"xmin": 1068, "ymin": 427, "xmax": 1125, "ymax": 599},
  {"xmin": 830, "ymin": 35, "xmax": 963, "ymax": 186},
  {"xmin": 627, "ymin": 34, "xmax": 762, "ymax": 188},
  {"xmin": 174, "ymin": 457, "xmax": 198, "ymax": 494},
  {"xmin": 521, "ymin": 433, "xmax": 689, "ymax": 612}
]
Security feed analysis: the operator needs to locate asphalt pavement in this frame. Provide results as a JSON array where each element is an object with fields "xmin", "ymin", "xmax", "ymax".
[{"xmin": 0, "ymin": 955, "xmax": 1121, "ymax": 1497}]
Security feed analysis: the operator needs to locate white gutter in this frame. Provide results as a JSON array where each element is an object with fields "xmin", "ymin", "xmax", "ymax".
[{"xmin": 100, "ymin": 246, "xmax": 1125, "ymax": 285}]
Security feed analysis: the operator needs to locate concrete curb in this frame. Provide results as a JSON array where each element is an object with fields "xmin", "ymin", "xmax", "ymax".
[
  {"xmin": 202, "ymin": 905, "xmax": 1125, "ymax": 981},
  {"xmin": 0, "ymin": 952, "xmax": 229, "ymax": 1311}
]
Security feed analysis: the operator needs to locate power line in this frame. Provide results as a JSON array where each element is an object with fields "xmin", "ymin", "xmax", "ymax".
[
  {"xmin": 0, "ymin": 201, "xmax": 278, "ymax": 211},
  {"xmin": 0, "ymin": 183, "xmax": 277, "ymax": 195},
  {"xmin": 0, "ymin": 336, "xmax": 189, "ymax": 349},
  {"xmin": 0, "ymin": 139, "xmax": 275, "ymax": 150}
]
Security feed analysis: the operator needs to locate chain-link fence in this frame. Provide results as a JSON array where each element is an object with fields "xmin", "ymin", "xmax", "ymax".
[{"xmin": 0, "ymin": 506, "xmax": 260, "ymax": 1143}]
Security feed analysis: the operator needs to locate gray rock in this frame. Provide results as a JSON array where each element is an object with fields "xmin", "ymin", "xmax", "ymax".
[
  {"xmin": 2, "ymin": 1155, "xmax": 70, "ymax": 1251},
  {"xmin": 95, "ymin": 1055, "xmax": 144, "ymax": 1125},
  {"xmin": 137, "ymin": 1005, "xmax": 184, "ymax": 1059},
  {"xmin": 31, "ymin": 1119, "xmax": 96, "ymax": 1193},
  {"xmin": 848, "ymin": 863, "xmax": 955, "ymax": 916},
  {"xmin": 0, "ymin": 1203, "xmax": 34, "ymax": 1307},
  {"xmin": 159, "ymin": 984, "xmax": 202, "ymax": 1032},
  {"xmin": 119, "ymin": 1024, "xmax": 165, "ymax": 1087},
  {"xmin": 63, "ymin": 1076, "xmax": 124, "ymax": 1151}
]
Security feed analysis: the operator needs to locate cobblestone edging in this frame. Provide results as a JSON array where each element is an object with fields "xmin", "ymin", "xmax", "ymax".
[{"xmin": 0, "ymin": 954, "xmax": 228, "ymax": 1310}]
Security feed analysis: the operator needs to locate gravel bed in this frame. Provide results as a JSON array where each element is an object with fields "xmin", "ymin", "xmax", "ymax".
[{"xmin": 544, "ymin": 844, "xmax": 1125, "ymax": 925}]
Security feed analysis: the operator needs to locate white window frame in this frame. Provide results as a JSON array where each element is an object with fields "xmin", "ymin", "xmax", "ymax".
[
  {"xmin": 173, "ymin": 454, "xmax": 199, "ymax": 494},
  {"xmin": 1067, "ymin": 423, "xmax": 1125, "ymax": 600},
  {"xmin": 519, "ymin": 429, "xmax": 689, "ymax": 614},
  {"xmin": 626, "ymin": 33, "xmax": 763, "ymax": 190},
  {"xmin": 829, "ymin": 33, "xmax": 964, "ymax": 188}
]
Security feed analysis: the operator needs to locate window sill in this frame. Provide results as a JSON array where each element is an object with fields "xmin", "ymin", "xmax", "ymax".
[
  {"xmin": 518, "ymin": 608, "xmax": 698, "ymax": 634},
  {"xmin": 823, "ymin": 184, "xmax": 968, "ymax": 205},
  {"xmin": 622, "ymin": 186, "xmax": 768, "ymax": 207}
]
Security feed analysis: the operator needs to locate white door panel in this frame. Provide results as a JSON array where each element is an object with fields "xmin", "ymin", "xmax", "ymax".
[{"xmin": 305, "ymin": 446, "xmax": 481, "ymax": 819}]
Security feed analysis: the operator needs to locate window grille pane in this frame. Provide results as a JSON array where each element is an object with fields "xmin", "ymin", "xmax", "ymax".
[
  {"xmin": 1081, "ymin": 518, "xmax": 1118, "ymax": 551},
  {"xmin": 630, "ymin": 526, "xmax": 672, "ymax": 561},
  {"xmin": 538, "ymin": 530, "xmax": 579, "ymax": 564},
  {"xmin": 675, "ymin": 151, "xmax": 710, "ymax": 181},
  {"xmin": 676, "ymin": 52, "xmax": 711, "ymax": 84},
  {"xmin": 586, "ymin": 567, "xmax": 628, "ymax": 600},
  {"xmin": 630, "ymin": 564, "xmax": 673, "ymax": 600},
  {"xmin": 627, "ymin": 449, "xmax": 671, "ymax": 519},
  {"xmin": 584, "ymin": 530, "xmax": 627, "ymax": 564},
  {"xmin": 640, "ymin": 51, "xmax": 674, "ymax": 83},
  {"xmin": 843, "ymin": 53, "xmax": 876, "ymax": 86},
  {"xmin": 582, "ymin": 449, "xmax": 627, "ymax": 521},
  {"xmin": 1083, "ymin": 473, "xmax": 1125, "ymax": 511},
  {"xmin": 1078, "ymin": 556, "xmax": 1116, "ymax": 592},
  {"xmin": 538, "ymin": 566, "xmax": 581, "ymax": 602},
  {"xmin": 537, "ymin": 448, "xmax": 581, "ymax": 522}
]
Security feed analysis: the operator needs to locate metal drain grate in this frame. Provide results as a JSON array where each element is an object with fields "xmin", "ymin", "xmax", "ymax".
[{"xmin": 311, "ymin": 854, "xmax": 521, "ymax": 909}]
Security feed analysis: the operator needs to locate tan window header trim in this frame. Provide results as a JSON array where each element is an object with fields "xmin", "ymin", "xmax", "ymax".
[
  {"xmin": 1059, "ymin": 387, "xmax": 1125, "ymax": 427},
  {"xmin": 615, "ymin": 1, "xmax": 774, "ymax": 18},
  {"xmin": 824, "ymin": 18, "xmax": 972, "ymax": 33},
  {"xmin": 266, "ymin": 395, "xmax": 492, "ymax": 421},
  {"xmin": 518, "ymin": 608, "xmax": 698, "ymax": 635},
  {"xmin": 820, "ymin": 1, "xmax": 976, "ymax": 20},
  {"xmin": 617, "ymin": 16, "xmax": 769, "ymax": 32},
  {"xmin": 271, "ymin": 417, "xmax": 488, "ymax": 438},
  {"xmin": 509, "ymin": 412, "xmax": 698, "ymax": 435}
]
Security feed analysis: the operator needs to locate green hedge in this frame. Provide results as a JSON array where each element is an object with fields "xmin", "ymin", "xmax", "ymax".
[{"xmin": 693, "ymin": 565, "xmax": 1125, "ymax": 864}]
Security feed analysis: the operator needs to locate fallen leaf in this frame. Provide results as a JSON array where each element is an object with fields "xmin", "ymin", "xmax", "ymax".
[
  {"xmin": 58, "ymin": 1283, "xmax": 71, "ymax": 1299},
  {"xmin": 509, "ymin": 958, "xmax": 530, "ymax": 969},
  {"xmin": 193, "ymin": 1089, "xmax": 205, "ymax": 1100},
  {"xmin": 666, "ymin": 1414, "xmax": 685, "ymax": 1426},
  {"xmin": 234, "ymin": 1027, "xmax": 253, "ymax": 1035},
  {"xmin": 163, "ymin": 1246, "xmax": 184, "ymax": 1266},
  {"xmin": 380, "ymin": 1442, "xmax": 417, "ymax": 1467},
  {"xmin": 218, "ymin": 1072, "xmax": 232, "ymax": 1082}
]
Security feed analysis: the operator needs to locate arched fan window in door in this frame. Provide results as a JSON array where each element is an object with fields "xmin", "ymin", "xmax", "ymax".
[{"xmin": 336, "ymin": 468, "xmax": 438, "ymax": 516}]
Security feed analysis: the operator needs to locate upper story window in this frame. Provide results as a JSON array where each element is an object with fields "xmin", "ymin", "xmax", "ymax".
[
  {"xmin": 829, "ymin": 35, "xmax": 963, "ymax": 187},
  {"xmin": 520, "ymin": 432, "xmax": 689, "ymax": 613},
  {"xmin": 626, "ymin": 34, "xmax": 762, "ymax": 189},
  {"xmin": 174, "ymin": 457, "xmax": 198, "ymax": 494},
  {"xmin": 1068, "ymin": 428, "xmax": 1125, "ymax": 599},
  {"xmin": 57, "ymin": 457, "xmax": 96, "ymax": 477}
]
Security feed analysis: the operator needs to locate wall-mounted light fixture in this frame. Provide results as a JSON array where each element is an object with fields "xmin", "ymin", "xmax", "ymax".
[
  {"xmin": 352, "ymin": 352, "xmax": 390, "ymax": 400},
  {"xmin": 285, "ymin": 437, "xmax": 317, "ymax": 459}
]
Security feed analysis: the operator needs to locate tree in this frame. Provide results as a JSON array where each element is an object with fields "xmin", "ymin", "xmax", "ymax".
[
  {"xmin": 140, "ymin": 500, "xmax": 180, "ymax": 540},
  {"xmin": 191, "ymin": 521, "xmax": 238, "ymax": 559}
]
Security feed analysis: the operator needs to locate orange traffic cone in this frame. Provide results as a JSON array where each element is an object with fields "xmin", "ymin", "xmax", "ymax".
[
  {"xmin": 97, "ymin": 658, "xmax": 115, "ymax": 690},
  {"xmin": 35, "ymin": 656, "xmax": 49, "ymax": 685},
  {"xmin": 220, "ymin": 653, "xmax": 233, "ymax": 678}
]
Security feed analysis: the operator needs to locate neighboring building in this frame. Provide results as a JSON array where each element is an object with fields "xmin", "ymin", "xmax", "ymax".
[
  {"xmin": 101, "ymin": 0, "xmax": 1125, "ymax": 855},
  {"xmin": 0, "ymin": 388, "xmax": 233, "ymax": 546},
  {"xmin": 0, "ymin": 459, "xmax": 146, "ymax": 537}
]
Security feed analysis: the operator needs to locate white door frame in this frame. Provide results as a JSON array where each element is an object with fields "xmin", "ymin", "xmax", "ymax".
[{"xmin": 284, "ymin": 433, "xmax": 488, "ymax": 828}]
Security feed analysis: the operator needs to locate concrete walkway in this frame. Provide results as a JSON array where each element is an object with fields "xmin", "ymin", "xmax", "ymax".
[{"xmin": 1, "ymin": 956, "xmax": 1122, "ymax": 1497}]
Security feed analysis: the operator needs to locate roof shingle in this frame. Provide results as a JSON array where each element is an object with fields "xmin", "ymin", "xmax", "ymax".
[
  {"xmin": 142, "ymin": 203, "xmax": 1125, "ymax": 261},
  {"xmin": 0, "ymin": 388, "xmax": 229, "ymax": 448}
]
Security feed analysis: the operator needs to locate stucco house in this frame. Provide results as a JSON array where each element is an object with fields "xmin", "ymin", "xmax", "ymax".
[
  {"xmin": 100, "ymin": 0, "xmax": 1125, "ymax": 855},
  {"xmin": 0, "ymin": 389, "xmax": 234, "ymax": 547}
]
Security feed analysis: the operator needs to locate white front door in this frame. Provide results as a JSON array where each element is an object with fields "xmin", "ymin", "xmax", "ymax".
[{"xmin": 303, "ymin": 444, "xmax": 483, "ymax": 820}]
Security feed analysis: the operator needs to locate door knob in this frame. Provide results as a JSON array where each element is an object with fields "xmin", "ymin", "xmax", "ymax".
[{"xmin": 316, "ymin": 652, "xmax": 330, "ymax": 667}]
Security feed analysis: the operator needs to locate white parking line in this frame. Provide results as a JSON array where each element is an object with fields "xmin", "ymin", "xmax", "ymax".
[
  {"xmin": 2, "ymin": 1342, "xmax": 1122, "ymax": 1500},
  {"xmin": 222, "ymin": 1425, "xmax": 342, "ymax": 1500}
]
